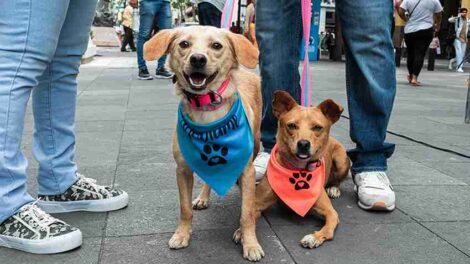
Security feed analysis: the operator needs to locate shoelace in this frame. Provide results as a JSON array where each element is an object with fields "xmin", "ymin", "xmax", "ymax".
[
  {"xmin": 21, "ymin": 199, "xmax": 61, "ymax": 231},
  {"xmin": 358, "ymin": 172, "xmax": 393, "ymax": 190},
  {"xmin": 76, "ymin": 173, "xmax": 109, "ymax": 194}
]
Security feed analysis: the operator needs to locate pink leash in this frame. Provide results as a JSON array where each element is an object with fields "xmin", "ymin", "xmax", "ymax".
[{"xmin": 221, "ymin": 0, "xmax": 312, "ymax": 106}]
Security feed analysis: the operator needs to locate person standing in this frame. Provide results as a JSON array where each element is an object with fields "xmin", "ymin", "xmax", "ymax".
[
  {"xmin": 0, "ymin": 0, "xmax": 129, "ymax": 254},
  {"xmin": 398, "ymin": 0, "xmax": 443, "ymax": 86},
  {"xmin": 136, "ymin": 0, "xmax": 174, "ymax": 80},
  {"xmin": 121, "ymin": 0, "xmax": 138, "ymax": 52},
  {"xmin": 197, "ymin": 0, "xmax": 226, "ymax": 27},
  {"xmin": 448, "ymin": 8, "xmax": 470, "ymax": 73},
  {"xmin": 254, "ymin": 0, "xmax": 397, "ymax": 211}
]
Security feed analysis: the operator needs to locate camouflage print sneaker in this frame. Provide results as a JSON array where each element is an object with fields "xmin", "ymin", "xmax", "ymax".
[
  {"xmin": 0, "ymin": 202, "xmax": 82, "ymax": 254},
  {"xmin": 37, "ymin": 174, "xmax": 129, "ymax": 214}
]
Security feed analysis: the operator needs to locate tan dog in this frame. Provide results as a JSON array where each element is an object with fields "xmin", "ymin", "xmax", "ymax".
[
  {"xmin": 234, "ymin": 91, "xmax": 350, "ymax": 257},
  {"xmin": 144, "ymin": 26, "xmax": 264, "ymax": 261}
]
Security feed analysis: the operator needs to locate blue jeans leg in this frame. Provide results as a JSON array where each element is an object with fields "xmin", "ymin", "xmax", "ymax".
[
  {"xmin": 34, "ymin": 0, "xmax": 97, "ymax": 195},
  {"xmin": 256, "ymin": 0, "xmax": 302, "ymax": 153},
  {"xmin": 198, "ymin": 2, "xmax": 222, "ymax": 27},
  {"xmin": 137, "ymin": 0, "xmax": 172, "ymax": 70},
  {"xmin": 336, "ymin": 0, "xmax": 396, "ymax": 174},
  {"xmin": 0, "ymin": 0, "xmax": 70, "ymax": 223}
]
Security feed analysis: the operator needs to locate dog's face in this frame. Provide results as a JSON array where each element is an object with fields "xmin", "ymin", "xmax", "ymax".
[
  {"xmin": 273, "ymin": 91, "xmax": 343, "ymax": 161},
  {"xmin": 144, "ymin": 26, "xmax": 258, "ymax": 94}
]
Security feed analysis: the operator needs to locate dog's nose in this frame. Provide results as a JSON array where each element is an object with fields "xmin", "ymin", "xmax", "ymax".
[
  {"xmin": 190, "ymin": 54, "xmax": 207, "ymax": 68},
  {"xmin": 297, "ymin": 140, "xmax": 311, "ymax": 152}
]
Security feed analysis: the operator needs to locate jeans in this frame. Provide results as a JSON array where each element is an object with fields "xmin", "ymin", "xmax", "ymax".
[
  {"xmin": 256, "ymin": 0, "xmax": 396, "ymax": 174},
  {"xmin": 404, "ymin": 27, "xmax": 434, "ymax": 77},
  {"xmin": 453, "ymin": 39, "xmax": 467, "ymax": 70},
  {"xmin": 137, "ymin": 0, "xmax": 172, "ymax": 70},
  {"xmin": 198, "ymin": 2, "xmax": 222, "ymax": 28},
  {"xmin": 0, "ymin": 0, "xmax": 97, "ymax": 223}
]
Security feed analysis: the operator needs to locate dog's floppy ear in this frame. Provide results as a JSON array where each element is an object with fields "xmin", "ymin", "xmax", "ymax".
[
  {"xmin": 227, "ymin": 31, "xmax": 259, "ymax": 69},
  {"xmin": 317, "ymin": 99, "xmax": 343, "ymax": 124},
  {"xmin": 272, "ymin": 90, "xmax": 298, "ymax": 119},
  {"xmin": 144, "ymin": 29, "xmax": 176, "ymax": 61}
]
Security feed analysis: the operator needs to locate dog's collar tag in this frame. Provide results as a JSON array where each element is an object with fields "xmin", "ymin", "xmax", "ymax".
[
  {"xmin": 177, "ymin": 94, "xmax": 254, "ymax": 196},
  {"xmin": 267, "ymin": 144, "xmax": 325, "ymax": 217},
  {"xmin": 184, "ymin": 79, "xmax": 231, "ymax": 111}
]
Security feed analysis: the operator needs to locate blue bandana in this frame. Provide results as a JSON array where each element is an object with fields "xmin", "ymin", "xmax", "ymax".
[{"xmin": 177, "ymin": 94, "xmax": 253, "ymax": 196}]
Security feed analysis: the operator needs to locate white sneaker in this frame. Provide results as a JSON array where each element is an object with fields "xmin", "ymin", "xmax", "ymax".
[
  {"xmin": 253, "ymin": 151, "xmax": 270, "ymax": 181},
  {"xmin": 457, "ymin": 68, "xmax": 464, "ymax": 73},
  {"xmin": 449, "ymin": 58, "xmax": 455, "ymax": 70},
  {"xmin": 0, "ymin": 202, "xmax": 82, "ymax": 254},
  {"xmin": 353, "ymin": 171, "xmax": 395, "ymax": 211}
]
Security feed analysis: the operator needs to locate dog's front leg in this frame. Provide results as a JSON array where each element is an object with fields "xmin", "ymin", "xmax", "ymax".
[
  {"xmin": 300, "ymin": 190, "xmax": 339, "ymax": 249},
  {"xmin": 169, "ymin": 163, "xmax": 194, "ymax": 249},
  {"xmin": 192, "ymin": 184, "xmax": 211, "ymax": 210},
  {"xmin": 239, "ymin": 161, "xmax": 265, "ymax": 262}
]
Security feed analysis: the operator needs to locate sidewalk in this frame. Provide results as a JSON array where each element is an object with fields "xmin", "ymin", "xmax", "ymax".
[{"xmin": 0, "ymin": 48, "xmax": 469, "ymax": 264}]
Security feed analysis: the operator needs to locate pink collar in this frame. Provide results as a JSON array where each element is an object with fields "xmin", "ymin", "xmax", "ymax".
[{"xmin": 183, "ymin": 79, "xmax": 231, "ymax": 111}]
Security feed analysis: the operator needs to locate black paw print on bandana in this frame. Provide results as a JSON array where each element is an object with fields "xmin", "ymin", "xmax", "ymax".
[
  {"xmin": 200, "ymin": 143, "xmax": 229, "ymax": 166},
  {"xmin": 289, "ymin": 172, "xmax": 313, "ymax": 191}
]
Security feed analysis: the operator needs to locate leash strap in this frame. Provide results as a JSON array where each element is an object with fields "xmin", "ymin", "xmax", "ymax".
[
  {"xmin": 301, "ymin": 0, "xmax": 312, "ymax": 107},
  {"xmin": 221, "ymin": 0, "xmax": 236, "ymax": 29}
]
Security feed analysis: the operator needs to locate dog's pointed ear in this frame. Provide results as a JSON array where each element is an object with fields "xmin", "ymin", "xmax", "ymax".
[
  {"xmin": 227, "ymin": 31, "xmax": 259, "ymax": 69},
  {"xmin": 317, "ymin": 99, "xmax": 343, "ymax": 124},
  {"xmin": 273, "ymin": 91, "xmax": 298, "ymax": 119},
  {"xmin": 144, "ymin": 29, "xmax": 176, "ymax": 61}
]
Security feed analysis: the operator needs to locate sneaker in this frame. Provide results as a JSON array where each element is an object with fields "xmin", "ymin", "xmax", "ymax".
[
  {"xmin": 155, "ymin": 67, "xmax": 174, "ymax": 79},
  {"xmin": 353, "ymin": 171, "xmax": 395, "ymax": 211},
  {"xmin": 37, "ymin": 174, "xmax": 129, "ymax": 214},
  {"xmin": 0, "ymin": 202, "xmax": 82, "ymax": 254},
  {"xmin": 254, "ymin": 151, "xmax": 270, "ymax": 182},
  {"xmin": 457, "ymin": 68, "xmax": 464, "ymax": 73},
  {"xmin": 138, "ymin": 68, "xmax": 153, "ymax": 80},
  {"xmin": 449, "ymin": 58, "xmax": 455, "ymax": 70}
]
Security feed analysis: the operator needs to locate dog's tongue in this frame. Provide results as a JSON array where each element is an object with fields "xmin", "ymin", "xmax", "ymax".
[{"xmin": 189, "ymin": 73, "xmax": 207, "ymax": 87}]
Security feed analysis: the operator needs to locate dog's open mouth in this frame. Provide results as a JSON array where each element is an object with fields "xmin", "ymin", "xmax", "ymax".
[
  {"xmin": 296, "ymin": 153, "xmax": 311, "ymax": 160},
  {"xmin": 184, "ymin": 71, "xmax": 218, "ymax": 91}
]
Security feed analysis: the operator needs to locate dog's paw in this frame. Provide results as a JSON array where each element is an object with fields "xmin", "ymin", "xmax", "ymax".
[
  {"xmin": 232, "ymin": 228, "xmax": 242, "ymax": 244},
  {"xmin": 168, "ymin": 233, "xmax": 190, "ymax": 249},
  {"xmin": 243, "ymin": 243, "xmax": 265, "ymax": 262},
  {"xmin": 192, "ymin": 197, "xmax": 209, "ymax": 210},
  {"xmin": 300, "ymin": 234, "xmax": 324, "ymax": 249},
  {"xmin": 326, "ymin": 186, "xmax": 341, "ymax": 199}
]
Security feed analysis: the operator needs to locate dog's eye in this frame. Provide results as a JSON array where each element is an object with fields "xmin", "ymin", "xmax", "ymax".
[
  {"xmin": 312, "ymin": 125, "xmax": 323, "ymax": 132},
  {"xmin": 179, "ymin": 41, "xmax": 190, "ymax": 49},
  {"xmin": 211, "ymin": 42, "xmax": 223, "ymax": 50},
  {"xmin": 287, "ymin": 123, "xmax": 298, "ymax": 130}
]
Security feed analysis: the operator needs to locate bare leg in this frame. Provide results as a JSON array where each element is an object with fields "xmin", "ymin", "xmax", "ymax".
[
  {"xmin": 300, "ymin": 190, "xmax": 339, "ymax": 248},
  {"xmin": 192, "ymin": 184, "xmax": 211, "ymax": 210},
  {"xmin": 168, "ymin": 164, "xmax": 194, "ymax": 249}
]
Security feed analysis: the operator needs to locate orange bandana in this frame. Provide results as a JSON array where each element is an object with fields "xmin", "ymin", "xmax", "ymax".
[{"xmin": 266, "ymin": 144, "xmax": 325, "ymax": 217}]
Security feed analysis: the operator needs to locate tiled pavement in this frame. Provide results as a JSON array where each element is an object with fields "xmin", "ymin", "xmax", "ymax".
[{"xmin": 1, "ymin": 49, "xmax": 469, "ymax": 263}]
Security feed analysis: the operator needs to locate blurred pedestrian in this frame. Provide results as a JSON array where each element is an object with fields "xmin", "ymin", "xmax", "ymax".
[
  {"xmin": 448, "ymin": 8, "xmax": 470, "ymax": 73},
  {"xmin": 0, "ymin": 0, "xmax": 129, "ymax": 254},
  {"xmin": 121, "ymin": 0, "xmax": 138, "ymax": 52},
  {"xmin": 254, "ymin": 0, "xmax": 397, "ymax": 212},
  {"xmin": 197, "ymin": 0, "xmax": 225, "ymax": 27},
  {"xmin": 137, "ymin": 0, "xmax": 174, "ymax": 80},
  {"xmin": 398, "ymin": 0, "xmax": 443, "ymax": 86}
]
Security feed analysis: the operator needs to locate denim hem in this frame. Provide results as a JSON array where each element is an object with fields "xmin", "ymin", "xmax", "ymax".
[
  {"xmin": 351, "ymin": 166, "xmax": 388, "ymax": 176},
  {"xmin": 38, "ymin": 172, "xmax": 79, "ymax": 196}
]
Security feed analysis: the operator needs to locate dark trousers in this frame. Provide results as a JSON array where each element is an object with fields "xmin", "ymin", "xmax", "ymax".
[
  {"xmin": 404, "ymin": 27, "xmax": 433, "ymax": 77},
  {"xmin": 121, "ymin": 26, "xmax": 136, "ymax": 51},
  {"xmin": 198, "ymin": 2, "xmax": 222, "ymax": 27}
]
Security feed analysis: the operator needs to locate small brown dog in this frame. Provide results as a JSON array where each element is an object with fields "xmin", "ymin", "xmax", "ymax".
[
  {"xmin": 144, "ymin": 26, "xmax": 264, "ymax": 261},
  {"xmin": 234, "ymin": 91, "xmax": 350, "ymax": 258}
]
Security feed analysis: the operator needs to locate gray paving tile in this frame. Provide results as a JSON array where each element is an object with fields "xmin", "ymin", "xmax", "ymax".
[
  {"xmin": 75, "ymin": 120, "xmax": 124, "ymax": 133},
  {"xmin": 0, "ymin": 237, "xmax": 101, "ymax": 264},
  {"xmin": 422, "ymin": 221, "xmax": 470, "ymax": 256},
  {"xmin": 421, "ymin": 162, "xmax": 470, "ymax": 185},
  {"xmin": 120, "ymin": 130, "xmax": 173, "ymax": 149},
  {"xmin": 397, "ymin": 145, "xmax": 469, "ymax": 163},
  {"xmin": 76, "ymin": 105, "xmax": 127, "ymax": 121},
  {"xmin": 117, "ymin": 145, "xmax": 173, "ymax": 165},
  {"xmin": 75, "ymin": 132, "xmax": 122, "ymax": 166},
  {"xmin": 273, "ymin": 223, "xmax": 470, "ymax": 264},
  {"xmin": 115, "ymin": 163, "xmax": 177, "ymax": 192},
  {"xmin": 101, "ymin": 227, "xmax": 294, "ymax": 264},
  {"xmin": 52, "ymin": 212, "xmax": 107, "ymax": 238},
  {"xmin": 395, "ymin": 185, "xmax": 470, "ymax": 221}
]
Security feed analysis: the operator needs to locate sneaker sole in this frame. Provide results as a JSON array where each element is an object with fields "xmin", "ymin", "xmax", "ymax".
[
  {"xmin": 154, "ymin": 75, "xmax": 174, "ymax": 79},
  {"xmin": 138, "ymin": 76, "xmax": 153, "ymax": 80},
  {"xmin": 37, "ymin": 192, "xmax": 129, "ymax": 214},
  {"xmin": 0, "ymin": 229, "xmax": 82, "ymax": 254}
]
